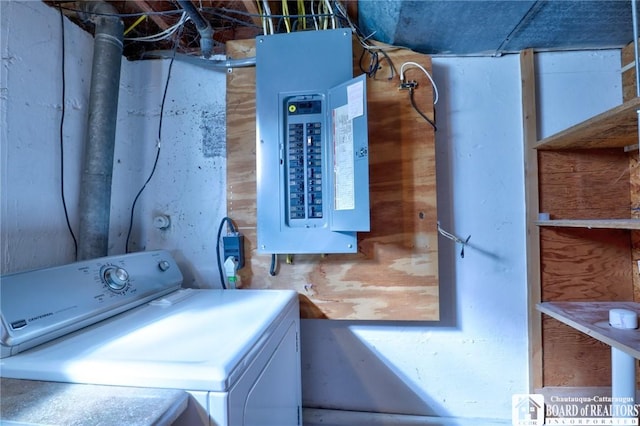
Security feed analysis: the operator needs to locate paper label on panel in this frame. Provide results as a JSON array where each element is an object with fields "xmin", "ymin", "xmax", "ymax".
[
  {"xmin": 347, "ymin": 80, "xmax": 364, "ymax": 120},
  {"xmin": 333, "ymin": 104, "xmax": 355, "ymax": 210}
]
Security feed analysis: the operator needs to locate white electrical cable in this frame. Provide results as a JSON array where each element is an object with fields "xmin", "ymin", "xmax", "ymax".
[
  {"xmin": 324, "ymin": 0, "xmax": 336, "ymax": 29},
  {"xmin": 125, "ymin": 12, "xmax": 189, "ymax": 42},
  {"xmin": 437, "ymin": 221, "xmax": 471, "ymax": 258},
  {"xmin": 400, "ymin": 61, "xmax": 439, "ymax": 105},
  {"xmin": 258, "ymin": 1, "xmax": 267, "ymax": 35},
  {"xmin": 310, "ymin": 0, "xmax": 319, "ymax": 30},
  {"xmin": 262, "ymin": 0, "xmax": 274, "ymax": 34}
]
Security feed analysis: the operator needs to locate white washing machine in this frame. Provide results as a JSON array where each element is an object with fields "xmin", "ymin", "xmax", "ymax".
[{"xmin": 0, "ymin": 250, "xmax": 302, "ymax": 426}]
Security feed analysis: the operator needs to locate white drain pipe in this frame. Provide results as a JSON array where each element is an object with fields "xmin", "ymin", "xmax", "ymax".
[{"xmin": 77, "ymin": 1, "xmax": 124, "ymax": 260}]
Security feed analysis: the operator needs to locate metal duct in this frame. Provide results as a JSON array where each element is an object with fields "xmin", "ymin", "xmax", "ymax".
[{"xmin": 77, "ymin": 1, "xmax": 124, "ymax": 260}]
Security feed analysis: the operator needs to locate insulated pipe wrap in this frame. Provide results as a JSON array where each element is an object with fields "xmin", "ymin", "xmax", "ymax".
[{"xmin": 77, "ymin": 3, "xmax": 124, "ymax": 260}]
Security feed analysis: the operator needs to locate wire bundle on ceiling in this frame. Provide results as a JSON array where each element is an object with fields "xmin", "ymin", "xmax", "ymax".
[{"xmin": 124, "ymin": 12, "xmax": 189, "ymax": 42}]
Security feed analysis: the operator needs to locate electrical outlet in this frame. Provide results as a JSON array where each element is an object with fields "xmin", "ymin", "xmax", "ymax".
[{"xmin": 223, "ymin": 233, "xmax": 245, "ymax": 269}]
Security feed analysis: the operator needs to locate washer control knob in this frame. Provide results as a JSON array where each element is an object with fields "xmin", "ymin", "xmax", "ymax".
[
  {"xmin": 158, "ymin": 260, "xmax": 171, "ymax": 272},
  {"xmin": 103, "ymin": 267, "xmax": 129, "ymax": 291}
]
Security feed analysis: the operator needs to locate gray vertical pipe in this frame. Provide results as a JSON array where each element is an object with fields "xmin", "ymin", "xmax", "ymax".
[
  {"xmin": 77, "ymin": 2, "xmax": 124, "ymax": 260},
  {"xmin": 176, "ymin": 0, "xmax": 213, "ymax": 58}
]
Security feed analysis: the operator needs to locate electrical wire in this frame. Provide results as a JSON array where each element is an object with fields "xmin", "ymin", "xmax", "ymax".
[
  {"xmin": 409, "ymin": 87, "xmax": 436, "ymax": 131},
  {"xmin": 262, "ymin": 0, "xmax": 275, "ymax": 34},
  {"xmin": 58, "ymin": 4, "xmax": 78, "ymax": 260},
  {"xmin": 358, "ymin": 48, "xmax": 395, "ymax": 80},
  {"xmin": 437, "ymin": 222, "xmax": 471, "ymax": 259},
  {"xmin": 269, "ymin": 254, "xmax": 278, "ymax": 276},
  {"xmin": 297, "ymin": 0, "xmax": 307, "ymax": 30},
  {"xmin": 125, "ymin": 25, "xmax": 183, "ymax": 253},
  {"xmin": 56, "ymin": 3, "xmax": 184, "ymax": 18},
  {"xmin": 400, "ymin": 61, "xmax": 439, "ymax": 105},
  {"xmin": 310, "ymin": 0, "xmax": 319, "ymax": 30},
  {"xmin": 333, "ymin": 1, "xmax": 402, "ymax": 80},
  {"xmin": 254, "ymin": 0, "xmax": 267, "ymax": 35},
  {"xmin": 125, "ymin": 12, "xmax": 188, "ymax": 42},
  {"xmin": 323, "ymin": 0, "xmax": 337, "ymax": 29},
  {"xmin": 282, "ymin": 0, "xmax": 291, "ymax": 32},
  {"xmin": 216, "ymin": 217, "xmax": 237, "ymax": 289},
  {"xmin": 123, "ymin": 14, "xmax": 147, "ymax": 36}
]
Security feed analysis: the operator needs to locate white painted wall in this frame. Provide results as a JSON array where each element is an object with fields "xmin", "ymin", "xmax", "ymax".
[
  {"xmin": 1, "ymin": 0, "xmax": 622, "ymax": 421},
  {"xmin": 1, "ymin": 0, "xmax": 92, "ymax": 272}
]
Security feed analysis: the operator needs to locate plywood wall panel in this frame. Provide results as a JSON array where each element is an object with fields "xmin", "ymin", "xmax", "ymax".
[
  {"xmin": 226, "ymin": 38, "xmax": 439, "ymax": 320},
  {"xmin": 540, "ymin": 228, "xmax": 633, "ymax": 302},
  {"xmin": 542, "ymin": 318, "xmax": 612, "ymax": 387},
  {"xmin": 631, "ymin": 154, "xmax": 640, "ymax": 302},
  {"xmin": 538, "ymin": 149, "xmax": 630, "ymax": 220}
]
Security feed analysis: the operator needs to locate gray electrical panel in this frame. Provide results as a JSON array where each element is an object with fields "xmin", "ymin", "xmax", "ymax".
[{"xmin": 256, "ymin": 29, "xmax": 370, "ymax": 254}]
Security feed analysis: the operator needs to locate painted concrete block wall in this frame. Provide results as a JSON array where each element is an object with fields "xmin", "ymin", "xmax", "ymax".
[
  {"xmin": 110, "ymin": 59, "xmax": 227, "ymax": 289},
  {"xmin": 1, "ymin": 1, "xmax": 227, "ymax": 288},
  {"xmin": 1, "ymin": 0, "xmax": 622, "ymax": 421},
  {"xmin": 1, "ymin": 0, "xmax": 93, "ymax": 272}
]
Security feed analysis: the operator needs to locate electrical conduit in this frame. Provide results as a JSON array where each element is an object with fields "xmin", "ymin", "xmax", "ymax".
[
  {"xmin": 77, "ymin": 1, "xmax": 124, "ymax": 260},
  {"xmin": 176, "ymin": 0, "xmax": 214, "ymax": 58}
]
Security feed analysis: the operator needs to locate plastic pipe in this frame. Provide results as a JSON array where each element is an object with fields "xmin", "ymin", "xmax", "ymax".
[{"xmin": 611, "ymin": 347, "xmax": 636, "ymax": 418}]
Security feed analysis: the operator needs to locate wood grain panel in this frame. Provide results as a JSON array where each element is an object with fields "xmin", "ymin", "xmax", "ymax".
[
  {"xmin": 542, "ymin": 318, "xmax": 611, "ymax": 387},
  {"xmin": 540, "ymin": 228, "xmax": 633, "ymax": 302},
  {"xmin": 226, "ymin": 38, "xmax": 439, "ymax": 320},
  {"xmin": 538, "ymin": 149, "xmax": 630, "ymax": 220},
  {"xmin": 521, "ymin": 48, "xmax": 543, "ymax": 391}
]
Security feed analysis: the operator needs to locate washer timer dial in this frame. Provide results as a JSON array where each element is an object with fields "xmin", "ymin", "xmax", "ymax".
[{"xmin": 101, "ymin": 265, "xmax": 130, "ymax": 292}]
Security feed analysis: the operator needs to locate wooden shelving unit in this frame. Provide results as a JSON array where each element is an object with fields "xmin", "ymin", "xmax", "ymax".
[{"xmin": 522, "ymin": 48, "xmax": 640, "ymax": 391}]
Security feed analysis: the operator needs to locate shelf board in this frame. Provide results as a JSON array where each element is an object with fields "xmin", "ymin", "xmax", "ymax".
[
  {"xmin": 535, "ymin": 218, "xmax": 640, "ymax": 230},
  {"xmin": 534, "ymin": 97, "xmax": 640, "ymax": 150},
  {"xmin": 537, "ymin": 301, "xmax": 640, "ymax": 359}
]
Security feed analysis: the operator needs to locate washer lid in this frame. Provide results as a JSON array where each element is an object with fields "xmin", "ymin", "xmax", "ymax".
[{"xmin": 0, "ymin": 289, "xmax": 298, "ymax": 392}]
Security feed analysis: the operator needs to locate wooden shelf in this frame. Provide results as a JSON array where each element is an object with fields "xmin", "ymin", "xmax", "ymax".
[
  {"xmin": 537, "ymin": 301, "xmax": 640, "ymax": 359},
  {"xmin": 534, "ymin": 97, "xmax": 640, "ymax": 150},
  {"xmin": 535, "ymin": 218, "xmax": 640, "ymax": 230}
]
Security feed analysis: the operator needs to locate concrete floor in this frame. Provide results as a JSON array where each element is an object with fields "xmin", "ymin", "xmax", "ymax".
[{"xmin": 302, "ymin": 409, "xmax": 511, "ymax": 426}]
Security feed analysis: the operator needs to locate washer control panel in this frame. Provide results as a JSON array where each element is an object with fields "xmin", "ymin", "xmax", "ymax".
[{"xmin": 0, "ymin": 250, "xmax": 183, "ymax": 358}]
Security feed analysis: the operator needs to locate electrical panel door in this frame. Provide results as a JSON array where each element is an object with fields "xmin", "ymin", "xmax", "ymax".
[{"xmin": 256, "ymin": 30, "xmax": 370, "ymax": 254}]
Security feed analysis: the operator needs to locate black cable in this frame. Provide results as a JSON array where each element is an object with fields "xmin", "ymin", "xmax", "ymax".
[
  {"xmin": 409, "ymin": 88, "xmax": 437, "ymax": 132},
  {"xmin": 125, "ymin": 25, "xmax": 182, "ymax": 253},
  {"xmin": 58, "ymin": 5, "xmax": 78, "ymax": 260},
  {"xmin": 377, "ymin": 49, "xmax": 396, "ymax": 80},
  {"xmin": 216, "ymin": 217, "xmax": 237, "ymax": 289},
  {"xmin": 359, "ymin": 48, "xmax": 379, "ymax": 78},
  {"xmin": 269, "ymin": 254, "xmax": 278, "ymax": 276}
]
